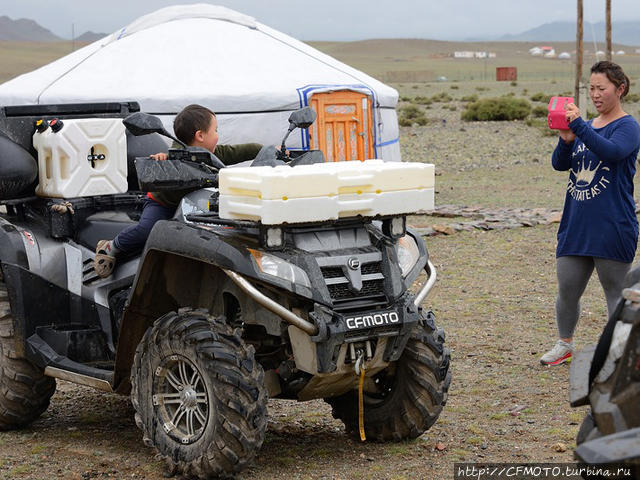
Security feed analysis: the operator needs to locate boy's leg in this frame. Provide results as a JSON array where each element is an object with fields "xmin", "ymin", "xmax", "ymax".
[
  {"xmin": 112, "ymin": 199, "xmax": 175, "ymax": 254},
  {"xmin": 94, "ymin": 199, "xmax": 174, "ymax": 277}
]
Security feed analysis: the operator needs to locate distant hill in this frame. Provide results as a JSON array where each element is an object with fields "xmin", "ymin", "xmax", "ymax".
[
  {"xmin": 75, "ymin": 31, "xmax": 108, "ymax": 43},
  {"xmin": 0, "ymin": 15, "xmax": 61, "ymax": 41},
  {"xmin": 498, "ymin": 21, "xmax": 640, "ymax": 46}
]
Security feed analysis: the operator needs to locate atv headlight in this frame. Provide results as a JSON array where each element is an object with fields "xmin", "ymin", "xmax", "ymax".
[
  {"xmin": 397, "ymin": 234, "xmax": 420, "ymax": 277},
  {"xmin": 249, "ymin": 249, "xmax": 311, "ymax": 288}
]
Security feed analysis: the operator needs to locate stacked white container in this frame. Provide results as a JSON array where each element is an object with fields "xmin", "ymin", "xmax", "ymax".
[
  {"xmin": 218, "ymin": 160, "xmax": 435, "ymax": 225},
  {"xmin": 33, "ymin": 118, "xmax": 128, "ymax": 198}
]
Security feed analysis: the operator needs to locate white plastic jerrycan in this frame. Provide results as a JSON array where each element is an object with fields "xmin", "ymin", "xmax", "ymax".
[{"xmin": 33, "ymin": 118, "xmax": 127, "ymax": 198}]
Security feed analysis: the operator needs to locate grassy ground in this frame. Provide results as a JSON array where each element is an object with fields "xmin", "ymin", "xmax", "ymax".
[
  {"xmin": 310, "ymin": 39, "xmax": 640, "ymax": 83},
  {"xmin": 0, "ymin": 42, "xmax": 78, "ymax": 84}
]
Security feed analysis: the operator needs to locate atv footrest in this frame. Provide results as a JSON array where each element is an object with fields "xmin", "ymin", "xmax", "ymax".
[
  {"xmin": 26, "ymin": 333, "xmax": 114, "ymax": 383},
  {"xmin": 36, "ymin": 324, "xmax": 112, "ymax": 364}
]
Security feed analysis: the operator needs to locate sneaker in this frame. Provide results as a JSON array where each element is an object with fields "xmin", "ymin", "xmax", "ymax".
[
  {"xmin": 94, "ymin": 239, "xmax": 116, "ymax": 278},
  {"xmin": 540, "ymin": 340, "xmax": 573, "ymax": 366}
]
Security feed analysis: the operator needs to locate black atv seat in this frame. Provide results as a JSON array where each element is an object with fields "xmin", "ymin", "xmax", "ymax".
[{"xmin": 76, "ymin": 211, "xmax": 136, "ymax": 250}]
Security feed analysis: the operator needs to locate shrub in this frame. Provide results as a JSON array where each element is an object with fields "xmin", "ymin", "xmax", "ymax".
[
  {"xmin": 398, "ymin": 104, "xmax": 431, "ymax": 126},
  {"xmin": 460, "ymin": 94, "xmax": 479, "ymax": 102},
  {"xmin": 625, "ymin": 93, "xmax": 640, "ymax": 103},
  {"xmin": 450, "ymin": 85, "xmax": 459, "ymax": 90},
  {"xmin": 461, "ymin": 97, "xmax": 532, "ymax": 121},
  {"xmin": 510, "ymin": 81, "xmax": 518, "ymax": 87},
  {"xmin": 400, "ymin": 96, "xmax": 412, "ymax": 102},
  {"xmin": 414, "ymin": 96, "xmax": 433, "ymax": 105},
  {"xmin": 476, "ymin": 86, "xmax": 488, "ymax": 92},
  {"xmin": 430, "ymin": 92, "xmax": 453, "ymax": 103},
  {"xmin": 530, "ymin": 92, "xmax": 552, "ymax": 103},
  {"xmin": 521, "ymin": 88, "xmax": 529, "ymax": 95},
  {"xmin": 531, "ymin": 105, "xmax": 548, "ymax": 118}
]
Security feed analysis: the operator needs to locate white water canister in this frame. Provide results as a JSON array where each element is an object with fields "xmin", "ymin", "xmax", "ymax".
[
  {"xmin": 33, "ymin": 118, "xmax": 127, "ymax": 198},
  {"xmin": 219, "ymin": 160, "xmax": 435, "ymax": 225}
]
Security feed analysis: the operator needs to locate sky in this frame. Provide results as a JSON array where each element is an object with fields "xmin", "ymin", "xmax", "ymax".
[{"xmin": 1, "ymin": 0, "xmax": 639, "ymax": 41}]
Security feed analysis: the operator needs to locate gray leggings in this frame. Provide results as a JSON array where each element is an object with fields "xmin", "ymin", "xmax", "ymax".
[{"xmin": 555, "ymin": 256, "xmax": 630, "ymax": 339}]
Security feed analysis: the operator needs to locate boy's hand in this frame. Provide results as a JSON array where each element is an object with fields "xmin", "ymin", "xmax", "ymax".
[{"xmin": 150, "ymin": 153, "xmax": 168, "ymax": 161}]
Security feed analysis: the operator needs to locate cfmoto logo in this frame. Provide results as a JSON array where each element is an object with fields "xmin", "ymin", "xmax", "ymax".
[{"xmin": 347, "ymin": 257, "xmax": 360, "ymax": 270}]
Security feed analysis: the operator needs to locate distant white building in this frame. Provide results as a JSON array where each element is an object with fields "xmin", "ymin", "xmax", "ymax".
[
  {"xmin": 529, "ymin": 47, "xmax": 543, "ymax": 56},
  {"xmin": 558, "ymin": 52, "xmax": 571, "ymax": 59},
  {"xmin": 616, "ymin": 50, "xmax": 626, "ymax": 55},
  {"xmin": 454, "ymin": 51, "xmax": 496, "ymax": 59}
]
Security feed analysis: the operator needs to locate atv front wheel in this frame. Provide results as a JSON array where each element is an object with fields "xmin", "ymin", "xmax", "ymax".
[
  {"xmin": 327, "ymin": 311, "xmax": 451, "ymax": 441},
  {"xmin": 131, "ymin": 309, "xmax": 267, "ymax": 479},
  {"xmin": 0, "ymin": 283, "xmax": 56, "ymax": 430}
]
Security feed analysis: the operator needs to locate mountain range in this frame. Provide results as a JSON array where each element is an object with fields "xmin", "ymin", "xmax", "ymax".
[
  {"xmin": 0, "ymin": 16, "xmax": 106, "ymax": 43},
  {"xmin": 494, "ymin": 21, "xmax": 640, "ymax": 45},
  {"xmin": 0, "ymin": 15, "xmax": 639, "ymax": 46}
]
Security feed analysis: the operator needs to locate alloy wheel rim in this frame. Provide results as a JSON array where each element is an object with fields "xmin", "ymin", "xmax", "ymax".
[{"xmin": 153, "ymin": 354, "xmax": 209, "ymax": 444}]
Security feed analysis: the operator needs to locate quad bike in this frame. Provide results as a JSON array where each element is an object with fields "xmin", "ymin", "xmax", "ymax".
[
  {"xmin": 570, "ymin": 266, "xmax": 640, "ymax": 476},
  {"xmin": 0, "ymin": 102, "xmax": 450, "ymax": 478}
]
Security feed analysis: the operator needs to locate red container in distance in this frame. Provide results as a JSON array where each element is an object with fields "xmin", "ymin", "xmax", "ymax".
[{"xmin": 548, "ymin": 96, "xmax": 574, "ymax": 130}]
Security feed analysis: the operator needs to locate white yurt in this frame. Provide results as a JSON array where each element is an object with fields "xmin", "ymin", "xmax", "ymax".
[{"xmin": 0, "ymin": 4, "xmax": 400, "ymax": 162}]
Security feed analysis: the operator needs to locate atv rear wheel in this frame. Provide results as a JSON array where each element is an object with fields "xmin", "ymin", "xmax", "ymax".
[
  {"xmin": 0, "ymin": 283, "xmax": 56, "ymax": 430},
  {"xmin": 131, "ymin": 309, "xmax": 267, "ymax": 479},
  {"xmin": 327, "ymin": 311, "xmax": 450, "ymax": 441}
]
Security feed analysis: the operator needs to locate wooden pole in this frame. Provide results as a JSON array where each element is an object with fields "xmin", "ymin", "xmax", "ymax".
[
  {"xmin": 606, "ymin": 0, "xmax": 612, "ymax": 61},
  {"xmin": 575, "ymin": 0, "xmax": 583, "ymax": 106}
]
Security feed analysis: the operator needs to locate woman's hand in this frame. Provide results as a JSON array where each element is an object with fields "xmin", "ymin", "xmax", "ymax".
[
  {"xmin": 150, "ymin": 153, "xmax": 168, "ymax": 161},
  {"xmin": 565, "ymin": 103, "xmax": 581, "ymax": 123},
  {"xmin": 559, "ymin": 129, "xmax": 576, "ymax": 144}
]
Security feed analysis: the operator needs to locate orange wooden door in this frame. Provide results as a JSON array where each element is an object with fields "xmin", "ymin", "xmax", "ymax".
[{"xmin": 308, "ymin": 91, "xmax": 374, "ymax": 162}]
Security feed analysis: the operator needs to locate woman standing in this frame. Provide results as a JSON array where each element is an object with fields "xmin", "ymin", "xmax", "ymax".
[{"xmin": 541, "ymin": 61, "xmax": 640, "ymax": 366}]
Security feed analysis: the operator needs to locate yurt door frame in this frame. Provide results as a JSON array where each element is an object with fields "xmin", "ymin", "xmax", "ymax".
[{"xmin": 297, "ymin": 85, "xmax": 377, "ymax": 162}]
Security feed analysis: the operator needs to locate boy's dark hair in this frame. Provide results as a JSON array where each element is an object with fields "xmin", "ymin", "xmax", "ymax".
[
  {"xmin": 173, "ymin": 104, "xmax": 216, "ymax": 145},
  {"xmin": 591, "ymin": 61, "xmax": 631, "ymax": 98}
]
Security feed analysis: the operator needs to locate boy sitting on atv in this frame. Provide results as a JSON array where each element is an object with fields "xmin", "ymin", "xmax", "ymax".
[{"xmin": 94, "ymin": 104, "xmax": 262, "ymax": 277}]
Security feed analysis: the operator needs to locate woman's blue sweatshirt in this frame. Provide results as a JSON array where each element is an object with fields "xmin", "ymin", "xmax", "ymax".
[{"xmin": 552, "ymin": 115, "xmax": 640, "ymax": 262}]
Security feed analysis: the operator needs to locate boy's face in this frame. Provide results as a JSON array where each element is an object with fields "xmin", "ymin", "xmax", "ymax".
[{"xmin": 193, "ymin": 114, "xmax": 219, "ymax": 152}]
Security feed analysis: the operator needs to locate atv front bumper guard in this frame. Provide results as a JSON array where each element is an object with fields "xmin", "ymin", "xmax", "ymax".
[{"xmin": 222, "ymin": 260, "xmax": 437, "ymax": 335}]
